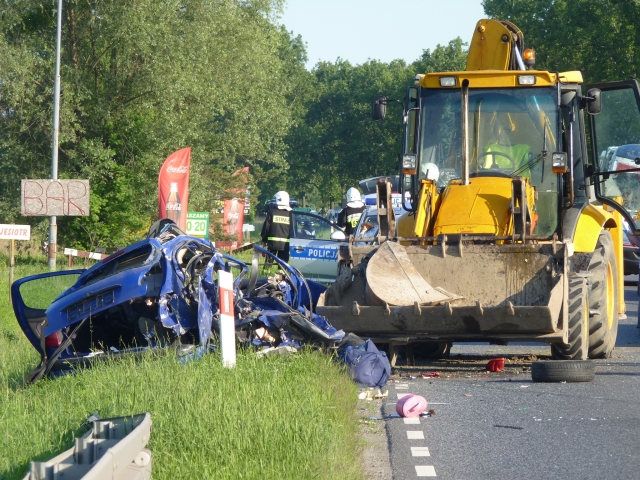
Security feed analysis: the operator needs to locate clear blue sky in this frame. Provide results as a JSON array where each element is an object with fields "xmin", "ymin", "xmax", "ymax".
[{"xmin": 279, "ymin": 0, "xmax": 487, "ymax": 69}]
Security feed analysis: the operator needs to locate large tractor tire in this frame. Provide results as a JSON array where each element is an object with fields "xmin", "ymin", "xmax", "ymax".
[
  {"xmin": 587, "ymin": 231, "xmax": 619, "ymax": 358},
  {"xmin": 551, "ymin": 276, "xmax": 589, "ymax": 360}
]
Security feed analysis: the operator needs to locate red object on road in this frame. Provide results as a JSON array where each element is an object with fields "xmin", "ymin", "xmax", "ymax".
[
  {"xmin": 396, "ymin": 394, "xmax": 428, "ymax": 417},
  {"xmin": 421, "ymin": 372, "xmax": 440, "ymax": 378},
  {"xmin": 486, "ymin": 357, "xmax": 505, "ymax": 372}
]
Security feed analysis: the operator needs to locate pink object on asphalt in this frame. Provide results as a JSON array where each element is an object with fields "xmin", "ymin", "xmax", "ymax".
[{"xmin": 395, "ymin": 394, "xmax": 428, "ymax": 417}]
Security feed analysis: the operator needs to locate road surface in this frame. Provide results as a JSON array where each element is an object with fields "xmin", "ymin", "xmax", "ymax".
[{"xmin": 379, "ymin": 285, "xmax": 640, "ymax": 479}]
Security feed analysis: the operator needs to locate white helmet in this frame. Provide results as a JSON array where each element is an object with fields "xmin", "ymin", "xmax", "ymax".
[
  {"xmin": 346, "ymin": 187, "xmax": 361, "ymax": 204},
  {"xmin": 274, "ymin": 190, "xmax": 291, "ymax": 210},
  {"xmin": 421, "ymin": 162, "xmax": 440, "ymax": 182}
]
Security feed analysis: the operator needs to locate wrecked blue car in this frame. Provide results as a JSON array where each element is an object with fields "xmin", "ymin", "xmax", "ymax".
[{"xmin": 12, "ymin": 220, "xmax": 344, "ymax": 383}]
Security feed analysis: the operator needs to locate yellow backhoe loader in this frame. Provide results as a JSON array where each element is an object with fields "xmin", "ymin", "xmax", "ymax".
[{"xmin": 318, "ymin": 19, "xmax": 640, "ymax": 365}]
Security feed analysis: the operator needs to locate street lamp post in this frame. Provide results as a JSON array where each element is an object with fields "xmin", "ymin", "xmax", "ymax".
[{"xmin": 48, "ymin": 0, "xmax": 63, "ymax": 270}]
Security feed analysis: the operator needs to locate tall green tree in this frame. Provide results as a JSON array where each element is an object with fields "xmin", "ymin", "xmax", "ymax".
[
  {"xmin": 0, "ymin": 0, "xmax": 304, "ymax": 246},
  {"xmin": 282, "ymin": 59, "xmax": 412, "ymax": 208},
  {"xmin": 283, "ymin": 40, "xmax": 468, "ymax": 208},
  {"xmin": 412, "ymin": 37, "xmax": 468, "ymax": 74}
]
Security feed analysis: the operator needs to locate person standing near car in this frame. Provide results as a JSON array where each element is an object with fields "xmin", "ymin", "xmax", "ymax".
[
  {"xmin": 261, "ymin": 190, "xmax": 292, "ymax": 262},
  {"xmin": 338, "ymin": 187, "xmax": 366, "ymax": 236}
]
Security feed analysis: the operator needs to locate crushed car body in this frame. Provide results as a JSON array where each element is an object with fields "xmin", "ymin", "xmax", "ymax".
[{"xmin": 11, "ymin": 220, "xmax": 344, "ymax": 383}]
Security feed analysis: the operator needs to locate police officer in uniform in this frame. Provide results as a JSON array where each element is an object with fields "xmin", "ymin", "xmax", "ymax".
[
  {"xmin": 337, "ymin": 187, "xmax": 365, "ymax": 236},
  {"xmin": 261, "ymin": 190, "xmax": 292, "ymax": 262}
]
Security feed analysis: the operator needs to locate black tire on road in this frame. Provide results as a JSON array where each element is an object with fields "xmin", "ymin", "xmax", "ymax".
[
  {"xmin": 588, "ymin": 231, "xmax": 619, "ymax": 358},
  {"xmin": 551, "ymin": 276, "xmax": 589, "ymax": 360},
  {"xmin": 531, "ymin": 360, "xmax": 595, "ymax": 382}
]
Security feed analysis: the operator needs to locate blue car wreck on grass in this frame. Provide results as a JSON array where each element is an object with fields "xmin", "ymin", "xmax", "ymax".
[{"xmin": 12, "ymin": 220, "xmax": 344, "ymax": 384}]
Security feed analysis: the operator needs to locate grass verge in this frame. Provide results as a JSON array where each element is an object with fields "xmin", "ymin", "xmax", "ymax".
[{"xmin": 0, "ymin": 258, "xmax": 362, "ymax": 480}]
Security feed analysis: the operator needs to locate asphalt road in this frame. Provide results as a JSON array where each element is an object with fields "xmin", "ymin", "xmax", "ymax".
[{"xmin": 382, "ymin": 284, "xmax": 640, "ymax": 479}]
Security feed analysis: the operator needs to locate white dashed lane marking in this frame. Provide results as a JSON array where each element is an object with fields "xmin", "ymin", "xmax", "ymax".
[
  {"xmin": 394, "ymin": 386, "xmax": 437, "ymax": 477},
  {"xmin": 415, "ymin": 465, "xmax": 437, "ymax": 477},
  {"xmin": 411, "ymin": 447, "xmax": 430, "ymax": 457}
]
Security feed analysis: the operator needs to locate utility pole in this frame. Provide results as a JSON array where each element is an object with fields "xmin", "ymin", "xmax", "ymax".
[{"xmin": 49, "ymin": 0, "xmax": 63, "ymax": 270}]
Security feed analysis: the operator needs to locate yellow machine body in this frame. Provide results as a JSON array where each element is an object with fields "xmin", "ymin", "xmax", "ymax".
[{"xmin": 319, "ymin": 18, "xmax": 625, "ymax": 362}]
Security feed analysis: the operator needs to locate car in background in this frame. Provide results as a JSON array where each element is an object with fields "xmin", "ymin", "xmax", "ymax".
[
  {"xmin": 324, "ymin": 207, "xmax": 342, "ymax": 224},
  {"xmin": 623, "ymin": 228, "xmax": 640, "ymax": 276},
  {"xmin": 288, "ymin": 211, "xmax": 346, "ymax": 282},
  {"xmin": 352, "ymin": 202, "xmax": 405, "ymax": 243},
  {"xmin": 359, "ymin": 175, "xmax": 411, "ymax": 210}
]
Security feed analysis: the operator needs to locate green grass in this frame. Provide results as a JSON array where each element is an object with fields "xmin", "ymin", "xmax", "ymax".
[{"xmin": 0, "ymin": 255, "xmax": 362, "ymax": 480}]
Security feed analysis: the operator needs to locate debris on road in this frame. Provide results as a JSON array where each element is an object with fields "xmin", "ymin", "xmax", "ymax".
[
  {"xmin": 531, "ymin": 360, "xmax": 596, "ymax": 383},
  {"xmin": 419, "ymin": 409, "xmax": 436, "ymax": 417},
  {"xmin": 396, "ymin": 394, "xmax": 428, "ymax": 418},
  {"xmin": 486, "ymin": 357, "xmax": 505, "ymax": 372},
  {"xmin": 339, "ymin": 339, "xmax": 391, "ymax": 388},
  {"xmin": 358, "ymin": 388, "xmax": 389, "ymax": 401},
  {"xmin": 421, "ymin": 371, "xmax": 440, "ymax": 378}
]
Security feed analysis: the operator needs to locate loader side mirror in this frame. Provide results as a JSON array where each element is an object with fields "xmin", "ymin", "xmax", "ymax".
[
  {"xmin": 585, "ymin": 88, "xmax": 602, "ymax": 115},
  {"xmin": 372, "ymin": 96, "xmax": 387, "ymax": 121}
]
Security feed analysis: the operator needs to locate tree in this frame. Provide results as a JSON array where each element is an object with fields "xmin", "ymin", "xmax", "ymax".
[
  {"xmin": 283, "ymin": 59, "xmax": 412, "ymax": 208},
  {"xmin": 0, "ymin": 0, "xmax": 304, "ymax": 246},
  {"xmin": 412, "ymin": 37, "xmax": 468, "ymax": 74},
  {"xmin": 282, "ymin": 40, "xmax": 469, "ymax": 209}
]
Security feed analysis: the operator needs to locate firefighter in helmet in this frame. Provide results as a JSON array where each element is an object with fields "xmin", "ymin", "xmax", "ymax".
[
  {"xmin": 337, "ymin": 187, "xmax": 365, "ymax": 236},
  {"xmin": 261, "ymin": 190, "xmax": 292, "ymax": 262}
]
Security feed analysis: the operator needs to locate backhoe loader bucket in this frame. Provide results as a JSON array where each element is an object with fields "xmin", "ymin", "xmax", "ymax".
[{"xmin": 318, "ymin": 239, "xmax": 568, "ymax": 344}]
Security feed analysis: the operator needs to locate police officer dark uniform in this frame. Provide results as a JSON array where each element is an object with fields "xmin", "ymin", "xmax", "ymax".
[
  {"xmin": 261, "ymin": 190, "xmax": 292, "ymax": 262},
  {"xmin": 337, "ymin": 187, "xmax": 365, "ymax": 236}
]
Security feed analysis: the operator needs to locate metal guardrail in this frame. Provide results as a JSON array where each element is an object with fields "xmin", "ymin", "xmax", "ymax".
[{"xmin": 24, "ymin": 412, "xmax": 152, "ymax": 480}]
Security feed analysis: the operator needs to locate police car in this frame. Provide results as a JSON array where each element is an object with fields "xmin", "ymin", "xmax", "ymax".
[
  {"xmin": 352, "ymin": 200, "xmax": 406, "ymax": 244},
  {"xmin": 287, "ymin": 210, "xmax": 346, "ymax": 282}
]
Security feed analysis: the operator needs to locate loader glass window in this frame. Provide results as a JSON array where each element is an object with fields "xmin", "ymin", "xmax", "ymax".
[
  {"xmin": 419, "ymin": 87, "xmax": 558, "ymax": 188},
  {"xmin": 419, "ymin": 86, "xmax": 560, "ymax": 235},
  {"xmin": 592, "ymin": 87, "xmax": 640, "ymax": 219}
]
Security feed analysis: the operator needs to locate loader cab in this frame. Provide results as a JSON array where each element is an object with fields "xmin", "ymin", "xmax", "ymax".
[{"xmin": 395, "ymin": 71, "xmax": 601, "ymax": 239}]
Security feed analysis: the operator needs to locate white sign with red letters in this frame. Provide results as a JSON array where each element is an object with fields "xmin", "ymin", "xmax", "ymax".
[{"xmin": 0, "ymin": 224, "xmax": 31, "ymax": 240}]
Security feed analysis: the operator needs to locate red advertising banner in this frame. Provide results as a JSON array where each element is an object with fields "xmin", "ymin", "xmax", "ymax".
[
  {"xmin": 158, "ymin": 147, "xmax": 191, "ymax": 232},
  {"xmin": 222, "ymin": 167, "xmax": 249, "ymax": 243}
]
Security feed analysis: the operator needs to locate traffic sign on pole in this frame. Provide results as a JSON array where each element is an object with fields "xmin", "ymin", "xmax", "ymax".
[{"xmin": 186, "ymin": 212, "xmax": 210, "ymax": 239}]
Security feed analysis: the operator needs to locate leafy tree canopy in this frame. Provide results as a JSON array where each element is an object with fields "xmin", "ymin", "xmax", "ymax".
[
  {"xmin": 0, "ymin": 0, "xmax": 305, "ymax": 247},
  {"xmin": 279, "ymin": 39, "xmax": 468, "ymax": 208}
]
